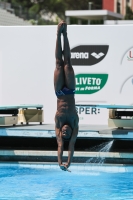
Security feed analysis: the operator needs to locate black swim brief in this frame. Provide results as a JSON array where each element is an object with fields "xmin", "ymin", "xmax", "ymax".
[{"xmin": 55, "ymin": 87, "xmax": 75, "ymax": 97}]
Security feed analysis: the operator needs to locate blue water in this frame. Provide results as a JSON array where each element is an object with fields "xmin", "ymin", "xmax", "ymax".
[{"xmin": 0, "ymin": 165, "xmax": 133, "ymax": 200}]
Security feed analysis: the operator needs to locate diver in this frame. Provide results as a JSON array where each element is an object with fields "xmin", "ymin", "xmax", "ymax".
[{"xmin": 54, "ymin": 21, "xmax": 79, "ymax": 171}]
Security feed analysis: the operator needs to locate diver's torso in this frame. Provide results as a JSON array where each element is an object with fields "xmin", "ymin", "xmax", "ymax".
[{"xmin": 55, "ymin": 95, "xmax": 78, "ymax": 129}]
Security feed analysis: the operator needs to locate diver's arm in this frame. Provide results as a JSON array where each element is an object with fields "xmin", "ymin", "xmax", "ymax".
[
  {"xmin": 55, "ymin": 127, "xmax": 64, "ymax": 166},
  {"xmin": 66, "ymin": 127, "xmax": 78, "ymax": 168}
]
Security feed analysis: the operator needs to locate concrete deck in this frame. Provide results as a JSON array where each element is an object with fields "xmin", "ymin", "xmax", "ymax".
[
  {"xmin": 0, "ymin": 150, "xmax": 133, "ymax": 164},
  {"xmin": 0, "ymin": 124, "xmax": 133, "ymax": 140},
  {"xmin": 0, "ymin": 150, "xmax": 133, "ymax": 159},
  {"xmin": 0, "ymin": 124, "xmax": 133, "ymax": 165}
]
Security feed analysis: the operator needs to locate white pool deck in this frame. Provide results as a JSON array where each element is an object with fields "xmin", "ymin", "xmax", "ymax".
[
  {"xmin": 0, "ymin": 124, "xmax": 133, "ymax": 140},
  {"xmin": 1, "ymin": 150, "xmax": 133, "ymax": 159}
]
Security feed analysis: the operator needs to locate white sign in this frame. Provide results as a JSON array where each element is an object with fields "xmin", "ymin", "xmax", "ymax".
[{"xmin": 0, "ymin": 25, "xmax": 133, "ymax": 125}]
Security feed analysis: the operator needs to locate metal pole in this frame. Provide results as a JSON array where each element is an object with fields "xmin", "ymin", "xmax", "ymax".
[
  {"xmin": 78, "ymin": 19, "xmax": 81, "ymax": 25},
  {"xmin": 66, "ymin": 16, "xmax": 70, "ymax": 25},
  {"xmin": 88, "ymin": 2, "xmax": 93, "ymax": 10},
  {"xmin": 88, "ymin": 2, "xmax": 93, "ymax": 24},
  {"xmin": 4, "ymin": 0, "xmax": 6, "ymax": 9}
]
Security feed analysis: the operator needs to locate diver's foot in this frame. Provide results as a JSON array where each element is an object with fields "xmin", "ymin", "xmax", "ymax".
[
  {"xmin": 62, "ymin": 22, "xmax": 67, "ymax": 36},
  {"xmin": 57, "ymin": 21, "xmax": 66, "ymax": 36}
]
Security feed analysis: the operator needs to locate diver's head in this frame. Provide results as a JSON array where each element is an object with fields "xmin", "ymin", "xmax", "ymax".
[{"xmin": 61, "ymin": 125, "xmax": 72, "ymax": 140}]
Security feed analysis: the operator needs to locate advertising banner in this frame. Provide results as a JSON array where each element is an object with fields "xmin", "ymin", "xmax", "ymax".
[{"xmin": 0, "ymin": 25, "xmax": 133, "ymax": 125}]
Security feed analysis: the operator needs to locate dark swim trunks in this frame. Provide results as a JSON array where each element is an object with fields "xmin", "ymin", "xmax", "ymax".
[{"xmin": 55, "ymin": 87, "xmax": 75, "ymax": 97}]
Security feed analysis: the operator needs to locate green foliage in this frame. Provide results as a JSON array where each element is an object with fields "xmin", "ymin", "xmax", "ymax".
[
  {"xmin": 5, "ymin": 0, "xmax": 90, "ymax": 20},
  {"xmin": 37, "ymin": 18, "xmax": 58, "ymax": 25},
  {"xmin": 29, "ymin": 19, "xmax": 36, "ymax": 25},
  {"xmin": 125, "ymin": 6, "xmax": 133, "ymax": 20},
  {"xmin": 29, "ymin": 4, "xmax": 40, "ymax": 19},
  {"xmin": 90, "ymin": 19, "xmax": 103, "ymax": 24},
  {"xmin": 1, "ymin": 0, "xmax": 109, "ymax": 25}
]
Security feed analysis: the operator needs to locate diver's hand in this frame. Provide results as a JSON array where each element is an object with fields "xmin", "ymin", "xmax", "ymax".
[
  {"xmin": 60, "ymin": 163, "xmax": 71, "ymax": 172},
  {"xmin": 64, "ymin": 162, "xmax": 70, "ymax": 169},
  {"xmin": 60, "ymin": 164, "xmax": 67, "ymax": 171}
]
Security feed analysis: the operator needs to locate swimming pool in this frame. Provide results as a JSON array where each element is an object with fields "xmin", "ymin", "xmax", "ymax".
[{"xmin": 0, "ymin": 163, "xmax": 133, "ymax": 200}]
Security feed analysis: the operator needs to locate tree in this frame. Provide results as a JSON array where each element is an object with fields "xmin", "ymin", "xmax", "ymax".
[
  {"xmin": 125, "ymin": 6, "xmax": 133, "ymax": 20},
  {"xmin": 3, "ymin": 0, "xmax": 103, "ymax": 24}
]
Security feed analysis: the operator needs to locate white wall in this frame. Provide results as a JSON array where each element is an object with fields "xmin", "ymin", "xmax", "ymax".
[
  {"xmin": 105, "ymin": 20, "xmax": 133, "ymax": 25},
  {"xmin": 0, "ymin": 25, "xmax": 133, "ymax": 125}
]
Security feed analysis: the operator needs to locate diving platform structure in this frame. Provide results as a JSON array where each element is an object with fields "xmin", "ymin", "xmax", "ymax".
[
  {"xmin": 0, "ymin": 104, "xmax": 43, "ymax": 126},
  {"xmin": 1, "ymin": 124, "xmax": 133, "ymax": 140},
  {"xmin": 0, "ymin": 104, "xmax": 133, "ymax": 164},
  {"xmin": 0, "ymin": 103, "xmax": 133, "ymax": 139}
]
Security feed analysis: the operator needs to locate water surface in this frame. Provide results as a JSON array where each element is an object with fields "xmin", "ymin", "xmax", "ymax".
[{"xmin": 0, "ymin": 165, "xmax": 133, "ymax": 200}]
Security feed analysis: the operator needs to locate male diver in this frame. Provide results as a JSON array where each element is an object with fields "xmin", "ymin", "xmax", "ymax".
[{"xmin": 54, "ymin": 21, "xmax": 79, "ymax": 171}]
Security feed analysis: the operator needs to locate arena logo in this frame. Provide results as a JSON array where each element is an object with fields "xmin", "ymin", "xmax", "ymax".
[
  {"xmin": 75, "ymin": 73, "xmax": 108, "ymax": 94},
  {"xmin": 71, "ymin": 52, "xmax": 89, "ymax": 59},
  {"xmin": 71, "ymin": 45, "xmax": 109, "ymax": 66}
]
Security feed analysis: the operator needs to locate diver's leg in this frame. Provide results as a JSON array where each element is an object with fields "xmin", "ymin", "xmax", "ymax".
[
  {"xmin": 63, "ymin": 23, "xmax": 75, "ymax": 90},
  {"xmin": 54, "ymin": 22, "xmax": 65, "ymax": 92}
]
